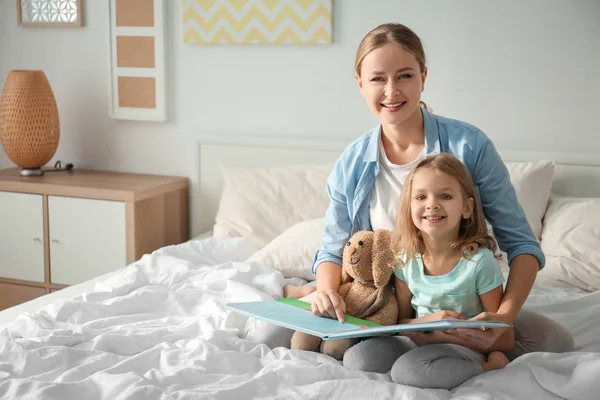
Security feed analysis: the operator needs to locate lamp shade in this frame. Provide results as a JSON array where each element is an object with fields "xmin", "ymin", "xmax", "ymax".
[{"xmin": 0, "ymin": 70, "xmax": 60, "ymax": 174}]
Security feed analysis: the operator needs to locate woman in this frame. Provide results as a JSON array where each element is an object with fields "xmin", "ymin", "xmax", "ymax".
[{"xmin": 306, "ymin": 23, "xmax": 573, "ymax": 373}]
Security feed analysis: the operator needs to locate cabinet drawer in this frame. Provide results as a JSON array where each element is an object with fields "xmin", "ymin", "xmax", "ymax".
[
  {"xmin": 0, "ymin": 191, "xmax": 45, "ymax": 282},
  {"xmin": 0, "ymin": 282, "xmax": 46, "ymax": 311},
  {"xmin": 49, "ymin": 196, "xmax": 126, "ymax": 285}
]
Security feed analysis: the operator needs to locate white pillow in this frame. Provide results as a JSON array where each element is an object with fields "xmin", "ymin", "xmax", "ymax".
[
  {"xmin": 213, "ymin": 163, "xmax": 332, "ymax": 248},
  {"xmin": 246, "ymin": 218, "xmax": 324, "ymax": 281},
  {"xmin": 503, "ymin": 160, "xmax": 555, "ymax": 240},
  {"xmin": 537, "ymin": 194, "xmax": 600, "ymax": 292}
]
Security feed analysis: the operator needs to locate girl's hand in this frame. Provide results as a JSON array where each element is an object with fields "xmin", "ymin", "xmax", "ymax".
[
  {"xmin": 444, "ymin": 311, "xmax": 512, "ymax": 350},
  {"xmin": 427, "ymin": 310, "xmax": 467, "ymax": 321},
  {"xmin": 398, "ymin": 311, "xmax": 466, "ymax": 342},
  {"xmin": 311, "ymin": 289, "xmax": 346, "ymax": 323}
]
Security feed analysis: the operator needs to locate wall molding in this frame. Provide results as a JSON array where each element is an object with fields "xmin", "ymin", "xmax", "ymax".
[
  {"xmin": 192, "ymin": 132, "xmax": 600, "ymax": 166},
  {"xmin": 192, "ymin": 131, "xmax": 348, "ymax": 152}
]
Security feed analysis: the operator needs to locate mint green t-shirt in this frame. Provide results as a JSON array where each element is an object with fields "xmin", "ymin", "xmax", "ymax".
[{"xmin": 394, "ymin": 248, "xmax": 504, "ymax": 319}]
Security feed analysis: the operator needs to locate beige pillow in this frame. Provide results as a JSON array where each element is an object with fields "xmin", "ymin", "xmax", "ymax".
[
  {"xmin": 246, "ymin": 218, "xmax": 324, "ymax": 281},
  {"xmin": 504, "ymin": 160, "xmax": 555, "ymax": 240},
  {"xmin": 537, "ymin": 194, "xmax": 600, "ymax": 292},
  {"xmin": 486, "ymin": 161, "xmax": 554, "ymax": 266},
  {"xmin": 213, "ymin": 164, "xmax": 332, "ymax": 248}
]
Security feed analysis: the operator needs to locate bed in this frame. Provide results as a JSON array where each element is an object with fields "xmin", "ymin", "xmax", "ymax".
[{"xmin": 0, "ymin": 143, "xmax": 599, "ymax": 399}]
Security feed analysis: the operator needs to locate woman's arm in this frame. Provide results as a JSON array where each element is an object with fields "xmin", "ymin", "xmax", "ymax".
[
  {"xmin": 311, "ymin": 160, "xmax": 352, "ymax": 276},
  {"xmin": 395, "ymin": 277, "xmax": 415, "ymax": 323},
  {"xmin": 311, "ymin": 160, "xmax": 352, "ymax": 323},
  {"xmin": 470, "ymin": 133, "xmax": 546, "ymax": 273},
  {"xmin": 316, "ymin": 261, "xmax": 343, "ymax": 292},
  {"xmin": 312, "ymin": 261, "xmax": 346, "ymax": 322},
  {"xmin": 497, "ymin": 254, "xmax": 538, "ymax": 322},
  {"xmin": 478, "ymin": 285, "xmax": 514, "ymax": 351}
]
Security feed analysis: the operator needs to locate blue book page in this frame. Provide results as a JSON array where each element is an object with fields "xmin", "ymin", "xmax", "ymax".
[
  {"xmin": 225, "ymin": 300, "xmax": 512, "ymax": 340},
  {"xmin": 225, "ymin": 300, "xmax": 360, "ymax": 338},
  {"xmin": 326, "ymin": 320, "xmax": 512, "ymax": 340}
]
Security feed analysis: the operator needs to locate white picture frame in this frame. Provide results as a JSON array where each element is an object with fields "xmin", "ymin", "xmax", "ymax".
[
  {"xmin": 17, "ymin": 0, "xmax": 84, "ymax": 28},
  {"xmin": 107, "ymin": 0, "xmax": 167, "ymax": 122}
]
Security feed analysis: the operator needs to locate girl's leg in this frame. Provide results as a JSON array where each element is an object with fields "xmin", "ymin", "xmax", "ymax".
[
  {"xmin": 390, "ymin": 344, "xmax": 504, "ymax": 389},
  {"xmin": 505, "ymin": 309, "xmax": 575, "ymax": 361},
  {"xmin": 290, "ymin": 331, "xmax": 322, "ymax": 352},
  {"xmin": 245, "ymin": 321, "xmax": 295, "ymax": 349},
  {"xmin": 283, "ymin": 284, "xmax": 317, "ymax": 299},
  {"xmin": 321, "ymin": 338, "xmax": 360, "ymax": 360},
  {"xmin": 343, "ymin": 336, "xmax": 417, "ymax": 373},
  {"xmin": 245, "ymin": 282, "xmax": 317, "ymax": 349}
]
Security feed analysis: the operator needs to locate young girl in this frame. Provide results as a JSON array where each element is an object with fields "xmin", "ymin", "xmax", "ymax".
[{"xmin": 389, "ymin": 152, "xmax": 511, "ymax": 388}]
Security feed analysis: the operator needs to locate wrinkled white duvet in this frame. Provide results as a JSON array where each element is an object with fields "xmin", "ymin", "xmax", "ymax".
[{"xmin": 0, "ymin": 238, "xmax": 599, "ymax": 400}]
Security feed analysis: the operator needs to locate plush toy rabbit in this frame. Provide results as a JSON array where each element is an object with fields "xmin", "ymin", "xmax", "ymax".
[
  {"xmin": 290, "ymin": 229, "xmax": 399, "ymax": 360},
  {"xmin": 338, "ymin": 229, "xmax": 399, "ymax": 326}
]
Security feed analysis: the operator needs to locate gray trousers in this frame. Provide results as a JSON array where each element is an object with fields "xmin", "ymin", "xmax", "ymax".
[
  {"xmin": 246, "ymin": 308, "xmax": 574, "ymax": 389},
  {"xmin": 343, "ymin": 309, "xmax": 575, "ymax": 389},
  {"xmin": 388, "ymin": 341, "xmax": 485, "ymax": 389}
]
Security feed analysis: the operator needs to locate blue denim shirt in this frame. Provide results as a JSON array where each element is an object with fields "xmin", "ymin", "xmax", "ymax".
[{"xmin": 312, "ymin": 108, "xmax": 545, "ymax": 275}]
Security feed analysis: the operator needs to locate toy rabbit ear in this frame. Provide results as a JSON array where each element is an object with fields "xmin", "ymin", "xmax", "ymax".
[{"xmin": 372, "ymin": 229, "xmax": 396, "ymax": 288}]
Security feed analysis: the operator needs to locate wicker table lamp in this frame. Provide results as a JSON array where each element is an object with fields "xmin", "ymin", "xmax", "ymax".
[{"xmin": 0, "ymin": 70, "xmax": 60, "ymax": 176}]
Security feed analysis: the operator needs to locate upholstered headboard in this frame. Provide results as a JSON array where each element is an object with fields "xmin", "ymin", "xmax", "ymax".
[{"xmin": 197, "ymin": 142, "xmax": 600, "ymax": 233}]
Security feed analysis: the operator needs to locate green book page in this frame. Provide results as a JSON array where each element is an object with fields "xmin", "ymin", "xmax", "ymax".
[{"xmin": 276, "ymin": 297, "xmax": 381, "ymax": 328}]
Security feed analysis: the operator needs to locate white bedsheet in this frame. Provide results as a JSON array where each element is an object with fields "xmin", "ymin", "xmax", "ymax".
[{"xmin": 0, "ymin": 238, "xmax": 599, "ymax": 399}]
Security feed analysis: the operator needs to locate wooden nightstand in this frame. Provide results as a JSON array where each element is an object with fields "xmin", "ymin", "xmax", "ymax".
[{"xmin": 0, "ymin": 168, "xmax": 189, "ymax": 310}]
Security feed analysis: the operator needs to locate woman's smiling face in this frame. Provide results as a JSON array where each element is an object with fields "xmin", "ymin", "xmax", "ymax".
[{"xmin": 356, "ymin": 43, "xmax": 427, "ymax": 127}]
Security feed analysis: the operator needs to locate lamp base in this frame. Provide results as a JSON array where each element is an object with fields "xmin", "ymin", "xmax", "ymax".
[{"xmin": 20, "ymin": 168, "xmax": 44, "ymax": 177}]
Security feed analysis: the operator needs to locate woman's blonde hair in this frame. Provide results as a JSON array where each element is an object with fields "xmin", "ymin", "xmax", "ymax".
[
  {"xmin": 355, "ymin": 23, "xmax": 430, "ymax": 110},
  {"xmin": 395, "ymin": 153, "xmax": 498, "ymax": 263}
]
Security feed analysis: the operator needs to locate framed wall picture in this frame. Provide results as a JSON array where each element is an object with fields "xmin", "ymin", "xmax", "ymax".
[
  {"xmin": 108, "ymin": 0, "xmax": 167, "ymax": 122},
  {"xmin": 183, "ymin": 0, "xmax": 333, "ymax": 45},
  {"xmin": 17, "ymin": 0, "xmax": 84, "ymax": 27}
]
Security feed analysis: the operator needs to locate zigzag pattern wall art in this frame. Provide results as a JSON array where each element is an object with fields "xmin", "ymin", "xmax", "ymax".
[{"xmin": 182, "ymin": 0, "xmax": 332, "ymax": 44}]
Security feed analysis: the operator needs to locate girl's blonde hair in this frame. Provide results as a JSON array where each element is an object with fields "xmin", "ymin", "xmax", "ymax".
[
  {"xmin": 355, "ymin": 23, "xmax": 430, "ymax": 111},
  {"xmin": 395, "ymin": 153, "xmax": 498, "ymax": 262}
]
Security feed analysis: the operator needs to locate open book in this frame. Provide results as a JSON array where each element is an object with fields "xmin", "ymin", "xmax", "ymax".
[{"xmin": 225, "ymin": 298, "xmax": 512, "ymax": 340}]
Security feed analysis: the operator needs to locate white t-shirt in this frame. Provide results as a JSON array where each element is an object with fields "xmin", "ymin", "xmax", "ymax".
[{"xmin": 369, "ymin": 140, "xmax": 426, "ymax": 231}]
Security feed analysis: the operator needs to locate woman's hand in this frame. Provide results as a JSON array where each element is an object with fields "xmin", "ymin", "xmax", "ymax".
[
  {"xmin": 311, "ymin": 289, "xmax": 346, "ymax": 323},
  {"xmin": 444, "ymin": 311, "xmax": 512, "ymax": 350}
]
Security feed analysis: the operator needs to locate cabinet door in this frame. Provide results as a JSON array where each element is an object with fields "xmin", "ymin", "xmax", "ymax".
[
  {"xmin": 49, "ymin": 196, "xmax": 126, "ymax": 285},
  {"xmin": 0, "ymin": 282, "xmax": 46, "ymax": 310},
  {"xmin": 0, "ymin": 191, "xmax": 45, "ymax": 282}
]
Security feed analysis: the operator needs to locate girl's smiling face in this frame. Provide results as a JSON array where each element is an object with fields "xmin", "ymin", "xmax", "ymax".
[
  {"xmin": 410, "ymin": 168, "xmax": 474, "ymax": 240},
  {"xmin": 356, "ymin": 43, "xmax": 427, "ymax": 127}
]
